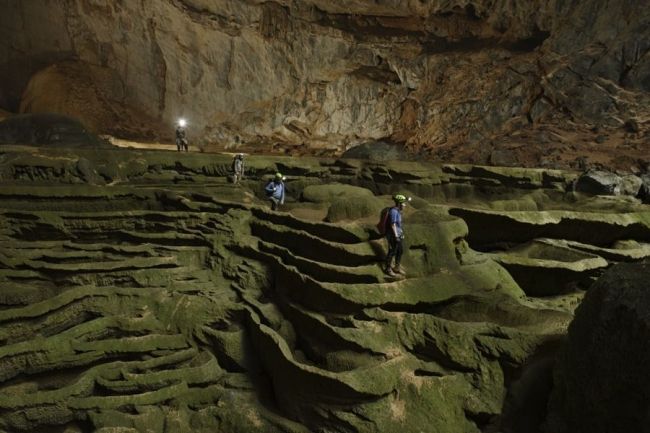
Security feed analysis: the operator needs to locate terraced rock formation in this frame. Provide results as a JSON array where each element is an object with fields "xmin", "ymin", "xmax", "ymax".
[{"xmin": 0, "ymin": 146, "xmax": 649, "ymax": 432}]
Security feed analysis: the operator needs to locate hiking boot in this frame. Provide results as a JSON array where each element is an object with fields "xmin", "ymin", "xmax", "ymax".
[
  {"xmin": 392, "ymin": 266, "xmax": 406, "ymax": 276},
  {"xmin": 384, "ymin": 267, "xmax": 397, "ymax": 277}
]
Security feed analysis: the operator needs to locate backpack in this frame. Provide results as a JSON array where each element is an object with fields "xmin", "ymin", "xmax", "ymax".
[{"xmin": 376, "ymin": 207, "xmax": 392, "ymax": 235}]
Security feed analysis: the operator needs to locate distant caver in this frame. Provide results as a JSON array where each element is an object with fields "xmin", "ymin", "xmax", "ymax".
[
  {"xmin": 265, "ymin": 172, "xmax": 286, "ymax": 210},
  {"xmin": 381, "ymin": 194, "xmax": 411, "ymax": 277},
  {"xmin": 231, "ymin": 153, "xmax": 245, "ymax": 184},
  {"xmin": 175, "ymin": 121, "xmax": 188, "ymax": 152}
]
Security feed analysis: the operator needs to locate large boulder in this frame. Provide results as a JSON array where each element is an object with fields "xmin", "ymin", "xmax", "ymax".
[
  {"xmin": 574, "ymin": 170, "xmax": 622, "ymax": 195},
  {"xmin": 546, "ymin": 262, "xmax": 650, "ymax": 433},
  {"xmin": 620, "ymin": 174, "xmax": 643, "ymax": 197}
]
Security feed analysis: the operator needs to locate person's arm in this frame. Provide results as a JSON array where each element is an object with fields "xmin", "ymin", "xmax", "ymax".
[
  {"xmin": 265, "ymin": 182, "xmax": 275, "ymax": 194},
  {"xmin": 390, "ymin": 209, "xmax": 400, "ymax": 238},
  {"xmin": 280, "ymin": 183, "xmax": 285, "ymax": 204}
]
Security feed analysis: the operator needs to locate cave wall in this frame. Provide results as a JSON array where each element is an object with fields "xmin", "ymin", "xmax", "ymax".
[{"xmin": 1, "ymin": 0, "xmax": 648, "ymax": 154}]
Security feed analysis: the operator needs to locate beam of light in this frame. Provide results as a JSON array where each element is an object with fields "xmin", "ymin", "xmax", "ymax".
[{"xmin": 178, "ymin": 118, "xmax": 187, "ymax": 127}]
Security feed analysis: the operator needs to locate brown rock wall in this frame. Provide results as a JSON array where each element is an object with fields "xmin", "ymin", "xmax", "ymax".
[{"xmin": 0, "ymin": 0, "xmax": 648, "ymax": 163}]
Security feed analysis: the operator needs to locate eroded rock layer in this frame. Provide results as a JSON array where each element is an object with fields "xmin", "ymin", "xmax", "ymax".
[
  {"xmin": 1, "ymin": 146, "xmax": 650, "ymax": 432},
  {"xmin": 1, "ymin": 1, "xmax": 648, "ymax": 166}
]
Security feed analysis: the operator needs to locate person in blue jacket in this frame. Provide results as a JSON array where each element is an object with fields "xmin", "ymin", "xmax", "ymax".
[
  {"xmin": 265, "ymin": 172, "xmax": 286, "ymax": 210},
  {"xmin": 384, "ymin": 194, "xmax": 410, "ymax": 277}
]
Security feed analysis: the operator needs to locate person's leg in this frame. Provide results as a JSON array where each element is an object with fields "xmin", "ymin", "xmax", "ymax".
[
  {"xmin": 385, "ymin": 236, "xmax": 397, "ymax": 275},
  {"xmin": 270, "ymin": 198, "xmax": 278, "ymax": 210},
  {"xmin": 393, "ymin": 239, "xmax": 405, "ymax": 274}
]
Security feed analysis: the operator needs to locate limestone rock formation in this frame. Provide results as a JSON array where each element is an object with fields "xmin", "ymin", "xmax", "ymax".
[
  {"xmin": 545, "ymin": 262, "xmax": 650, "ymax": 433},
  {"xmin": 1, "ymin": 146, "xmax": 649, "ymax": 432},
  {"xmin": 1, "ymin": 1, "xmax": 648, "ymax": 167}
]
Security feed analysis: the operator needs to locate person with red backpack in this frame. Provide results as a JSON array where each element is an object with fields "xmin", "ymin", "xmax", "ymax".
[{"xmin": 379, "ymin": 194, "xmax": 410, "ymax": 277}]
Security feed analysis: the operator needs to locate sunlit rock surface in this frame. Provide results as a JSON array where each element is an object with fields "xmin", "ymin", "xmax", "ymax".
[
  {"xmin": 1, "ymin": 1, "xmax": 648, "ymax": 166},
  {"xmin": 0, "ymin": 145, "xmax": 649, "ymax": 432}
]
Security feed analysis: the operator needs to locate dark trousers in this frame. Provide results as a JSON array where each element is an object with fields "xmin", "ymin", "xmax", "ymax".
[
  {"xmin": 385, "ymin": 234, "xmax": 403, "ymax": 269},
  {"xmin": 270, "ymin": 197, "xmax": 280, "ymax": 210}
]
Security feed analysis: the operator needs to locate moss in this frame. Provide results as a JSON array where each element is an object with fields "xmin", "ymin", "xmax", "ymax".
[
  {"xmin": 325, "ymin": 195, "xmax": 384, "ymax": 222},
  {"xmin": 301, "ymin": 183, "xmax": 374, "ymax": 203}
]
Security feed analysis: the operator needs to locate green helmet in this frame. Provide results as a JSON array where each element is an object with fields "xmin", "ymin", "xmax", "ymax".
[
  {"xmin": 275, "ymin": 172, "xmax": 284, "ymax": 180},
  {"xmin": 393, "ymin": 194, "xmax": 411, "ymax": 204}
]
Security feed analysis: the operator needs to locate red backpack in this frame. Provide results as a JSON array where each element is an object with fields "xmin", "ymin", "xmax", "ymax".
[{"xmin": 376, "ymin": 207, "xmax": 392, "ymax": 235}]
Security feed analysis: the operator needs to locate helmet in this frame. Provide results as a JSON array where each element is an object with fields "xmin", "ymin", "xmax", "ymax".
[
  {"xmin": 393, "ymin": 194, "xmax": 411, "ymax": 204},
  {"xmin": 275, "ymin": 172, "xmax": 285, "ymax": 180}
]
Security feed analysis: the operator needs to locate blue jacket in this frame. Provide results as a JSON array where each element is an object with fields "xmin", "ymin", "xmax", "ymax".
[
  {"xmin": 265, "ymin": 180, "xmax": 285, "ymax": 203},
  {"xmin": 388, "ymin": 207, "xmax": 403, "ymax": 237}
]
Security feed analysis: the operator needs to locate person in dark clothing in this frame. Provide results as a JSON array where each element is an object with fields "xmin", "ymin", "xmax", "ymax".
[
  {"xmin": 265, "ymin": 173, "xmax": 286, "ymax": 210},
  {"xmin": 384, "ymin": 194, "xmax": 410, "ymax": 277},
  {"xmin": 175, "ymin": 120, "xmax": 188, "ymax": 152}
]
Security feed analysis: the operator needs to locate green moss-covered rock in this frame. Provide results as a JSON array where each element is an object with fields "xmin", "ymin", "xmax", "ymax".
[
  {"xmin": 301, "ymin": 183, "xmax": 374, "ymax": 203},
  {"xmin": 326, "ymin": 194, "xmax": 384, "ymax": 222}
]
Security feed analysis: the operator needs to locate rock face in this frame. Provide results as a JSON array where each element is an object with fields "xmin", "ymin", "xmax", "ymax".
[
  {"xmin": 1, "ymin": 1, "xmax": 648, "ymax": 164},
  {"xmin": 546, "ymin": 262, "xmax": 650, "ymax": 433}
]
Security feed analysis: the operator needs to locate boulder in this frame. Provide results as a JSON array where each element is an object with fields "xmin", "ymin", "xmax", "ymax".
[
  {"xmin": 489, "ymin": 149, "xmax": 519, "ymax": 167},
  {"xmin": 620, "ymin": 174, "xmax": 643, "ymax": 197},
  {"xmin": 574, "ymin": 170, "xmax": 621, "ymax": 195},
  {"xmin": 546, "ymin": 262, "xmax": 650, "ymax": 433}
]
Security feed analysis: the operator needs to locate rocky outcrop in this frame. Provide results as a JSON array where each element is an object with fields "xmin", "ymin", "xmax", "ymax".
[
  {"xmin": 0, "ymin": 1, "xmax": 648, "ymax": 167},
  {"xmin": 574, "ymin": 169, "xmax": 644, "ymax": 197},
  {"xmin": 546, "ymin": 262, "xmax": 650, "ymax": 433}
]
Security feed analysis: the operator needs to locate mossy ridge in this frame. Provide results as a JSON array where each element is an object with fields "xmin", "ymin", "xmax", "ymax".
[{"xmin": 451, "ymin": 206, "xmax": 650, "ymax": 247}]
